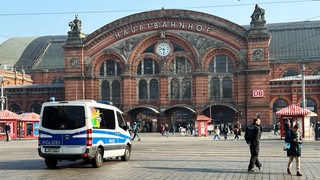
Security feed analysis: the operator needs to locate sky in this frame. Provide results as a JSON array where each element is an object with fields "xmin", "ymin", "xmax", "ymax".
[{"xmin": 1, "ymin": 0, "xmax": 320, "ymax": 44}]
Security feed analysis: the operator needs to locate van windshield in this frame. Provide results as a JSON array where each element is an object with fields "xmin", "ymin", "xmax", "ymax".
[{"xmin": 42, "ymin": 106, "xmax": 85, "ymax": 130}]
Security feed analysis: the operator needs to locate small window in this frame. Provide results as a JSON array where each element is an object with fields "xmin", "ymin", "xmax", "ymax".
[
  {"xmin": 117, "ymin": 112, "xmax": 127, "ymax": 130},
  {"xmin": 94, "ymin": 108, "xmax": 116, "ymax": 130}
]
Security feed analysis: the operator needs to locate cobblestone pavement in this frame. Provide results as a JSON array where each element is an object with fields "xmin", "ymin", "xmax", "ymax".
[{"xmin": 0, "ymin": 133, "xmax": 319, "ymax": 180}]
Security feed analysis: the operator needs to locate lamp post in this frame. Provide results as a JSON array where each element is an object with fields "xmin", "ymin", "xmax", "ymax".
[
  {"xmin": 301, "ymin": 64, "xmax": 306, "ymax": 109},
  {"xmin": 0, "ymin": 76, "xmax": 4, "ymax": 110}
]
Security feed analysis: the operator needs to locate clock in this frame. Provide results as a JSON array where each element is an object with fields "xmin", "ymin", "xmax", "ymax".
[{"xmin": 156, "ymin": 42, "xmax": 171, "ymax": 57}]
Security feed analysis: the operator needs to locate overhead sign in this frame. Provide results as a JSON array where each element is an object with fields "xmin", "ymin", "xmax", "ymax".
[{"xmin": 252, "ymin": 90, "xmax": 264, "ymax": 97}]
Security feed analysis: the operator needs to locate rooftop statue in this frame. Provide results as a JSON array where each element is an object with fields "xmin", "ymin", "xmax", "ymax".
[
  {"xmin": 69, "ymin": 15, "xmax": 82, "ymax": 32},
  {"xmin": 251, "ymin": 4, "xmax": 265, "ymax": 22}
]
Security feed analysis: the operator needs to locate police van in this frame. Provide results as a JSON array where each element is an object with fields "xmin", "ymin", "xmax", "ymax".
[{"xmin": 38, "ymin": 100, "xmax": 131, "ymax": 168}]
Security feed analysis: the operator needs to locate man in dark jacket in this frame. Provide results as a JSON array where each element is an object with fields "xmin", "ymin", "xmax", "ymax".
[
  {"xmin": 245, "ymin": 118, "xmax": 262, "ymax": 172},
  {"xmin": 285, "ymin": 124, "xmax": 302, "ymax": 176},
  {"xmin": 4, "ymin": 123, "xmax": 11, "ymax": 142}
]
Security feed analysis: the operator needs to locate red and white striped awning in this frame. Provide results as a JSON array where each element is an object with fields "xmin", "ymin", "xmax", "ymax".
[
  {"xmin": 20, "ymin": 112, "xmax": 40, "ymax": 121},
  {"xmin": 275, "ymin": 104, "xmax": 310, "ymax": 116},
  {"xmin": 0, "ymin": 110, "xmax": 20, "ymax": 120}
]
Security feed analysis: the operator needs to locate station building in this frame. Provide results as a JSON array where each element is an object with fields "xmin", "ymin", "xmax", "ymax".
[{"xmin": 0, "ymin": 5, "xmax": 319, "ymax": 131}]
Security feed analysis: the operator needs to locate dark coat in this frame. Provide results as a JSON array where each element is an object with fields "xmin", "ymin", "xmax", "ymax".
[{"xmin": 285, "ymin": 130, "xmax": 302, "ymax": 157}]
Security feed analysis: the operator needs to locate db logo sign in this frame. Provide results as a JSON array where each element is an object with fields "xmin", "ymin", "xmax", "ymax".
[{"xmin": 253, "ymin": 90, "xmax": 264, "ymax": 97}]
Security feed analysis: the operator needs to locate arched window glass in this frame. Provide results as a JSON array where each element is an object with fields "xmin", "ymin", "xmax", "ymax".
[
  {"xmin": 210, "ymin": 77, "xmax": 220, "ymax": 98},
  {"xmin": 149, "ymin": 79, "xmax": 159, "ymax": 100},
  {"xmin": 139, "ymin": 79, "xmax": 148, "ymax": 100},
  {"xmin": 100, "ymin": 60, "xmax": 121, "ymax": 76},
  {"xmin": 209, "ymin": 55, "xmax": 234, "ymax": 73},
  {"xmin": 9, "ymin": 103, "xmax": 21, "ymax": 114},
  {"xmin": 137, "ymin": 58, "xmax": 159, "ymax": 75},
  {"xmin": 222, "ymin": 76, "xmax": 232, "ymax": 98},
  {"xmin": 313, "ymin": 67, "xmax": 320, "ymax": 75},
  {"xmin": 169, "ymin": 57, "xmax": 192, "ymax": 74},
  {"xmin": 52, "ymin": 77, "xmax": 64, "ymax": 84},
  {"xmin": 181, "ymin": 78, "xmax": 191, "ymax": 99},
  {"xmin": 216, "ymin": 55, "xmax": 227, "ymax": 73},
  {"xmin": 283, "ymin": 68, "xmax": 298, "ymax": 77},
  {"xmin": 112, "ymin": 80, "xmax": 121, "ymax": 103},
  {"xmin": 30, "ymin": 103, "xmax": 41, "ymax": 114},
  {"xmin": 171, "ymin": 78, "xmax": 180, "ymax": 99},
  {"xmin": 273, "ymin": 98, "xmax": 289, "ymax": 112},
  {"xmin": 101, "ymin": 80, "xmax": 110, "ymax": 101}
]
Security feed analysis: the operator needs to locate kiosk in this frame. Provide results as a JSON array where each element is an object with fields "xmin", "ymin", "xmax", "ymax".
[
  {"xmin": 275, "ymin": 104, "xmax": 316, "ymax": 140},
  {"xmin": 0, "ymin": 110, "xmax": 20, "ymax": 140},
  {"xmin": 19, "ymin": 112, "xmax": 40, "ymax": 138},
  {"xmin": 195, "ymin": 115, "xmax": 211, "ymax": 136}
]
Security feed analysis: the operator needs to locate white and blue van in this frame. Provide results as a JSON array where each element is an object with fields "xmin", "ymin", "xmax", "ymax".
[{"xmin": 38, "ymin": 100, "xmax": 131, "ymax": 168}]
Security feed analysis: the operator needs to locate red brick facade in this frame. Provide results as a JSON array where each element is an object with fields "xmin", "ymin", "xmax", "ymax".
[{"xmin": 3, "ymin": 9, "xmax": 320, "ymax": 132}]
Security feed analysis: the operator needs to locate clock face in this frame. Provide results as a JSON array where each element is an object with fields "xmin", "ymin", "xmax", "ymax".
[{"xmin": 156, "ymin": 42, "xmax": 171, "ymax": 57}]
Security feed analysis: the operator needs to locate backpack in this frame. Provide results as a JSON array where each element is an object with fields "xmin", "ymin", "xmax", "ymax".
[{"xmin": 244, "ymin": 125, "xmax": 256, "ymax": 142}]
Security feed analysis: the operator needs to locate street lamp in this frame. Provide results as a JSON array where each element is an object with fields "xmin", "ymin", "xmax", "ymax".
[{"xmin": 0, "ymin": 76, "xmax": 4, "ymax": 110}]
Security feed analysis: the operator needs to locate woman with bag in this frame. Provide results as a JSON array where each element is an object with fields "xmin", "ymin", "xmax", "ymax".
[{"xmin": 285, "ymin": 124, "xmax": 302, "ymax": 176}]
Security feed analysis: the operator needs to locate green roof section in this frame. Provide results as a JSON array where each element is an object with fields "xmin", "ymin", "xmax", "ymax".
[{"xmin": 0, "ymin": 37, "xmax": 38, "ymax": 69}]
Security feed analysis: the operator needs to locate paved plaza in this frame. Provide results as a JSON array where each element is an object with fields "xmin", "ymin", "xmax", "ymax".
[{"xmin": 0, "ymin": 132, "xmax": 319, "ymax": 180}]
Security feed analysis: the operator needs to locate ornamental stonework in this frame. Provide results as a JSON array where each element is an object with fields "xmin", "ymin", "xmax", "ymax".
[{"xmin": 251, "ymin": 49, "xmax": 264, "ymax": 61}]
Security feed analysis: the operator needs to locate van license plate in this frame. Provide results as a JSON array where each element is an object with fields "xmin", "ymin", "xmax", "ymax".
[{"xmin": 45, "ymin": 148, "xmax": 60, "ymax": 152}]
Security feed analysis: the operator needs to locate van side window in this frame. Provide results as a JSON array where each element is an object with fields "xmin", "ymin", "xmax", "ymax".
[
  {"xmin": 97, "ymin": 108, "xmax": 115, "ymax": 130},
  {"xmin": 117, "ymin": 112, "xmax": 127, "ymax": 130}
]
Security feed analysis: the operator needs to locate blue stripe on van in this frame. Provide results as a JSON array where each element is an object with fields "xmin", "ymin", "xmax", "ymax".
[
  {"xmin": 39, "ymin": 129, "xmax": 130, "ymax": 146},
  {"xmin": 39, "ymin": 130, "xmax": 87, "ymax": 146}
]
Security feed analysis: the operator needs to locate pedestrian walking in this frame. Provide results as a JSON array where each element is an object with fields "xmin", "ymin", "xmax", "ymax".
[
  {"xmin": 233, "ymin": 120, "xmax": 241, "ymax": 141},
  {"xmin": 164, "ymin": 123, "xmax": 170, "ymax": 138},
  {"xmin": 4, "ymin": 123, "xmax": 11, "ymax": 142},
  {"xmin": 213, "ymin": 126, "xmax": 221, "ymax": 140},
  {"xmin": 223, "ymin": 124, "xmax": 229, "ymax": 140},
  {"xmin": 285, "ymin": 124, "xmax": 303, "ymax": 176},
  {"xmin": 131, "ymin": 122, "xmax": 141, "ymax": 141},
  {"xmin": 244, "ymin": 118, "xmax": 262, "ymax": 172}
]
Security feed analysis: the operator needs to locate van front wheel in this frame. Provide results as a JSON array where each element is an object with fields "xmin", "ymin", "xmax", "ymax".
[
  {"xmin": 45, "ymin": 158, "xmax": 58, "ymax": 168},
  {"xmin": 121, "ymin": 144, "xmax": 131, "ymax": 161},
  {"xmin": 92, "ymin": 148, "xmax": 103, "ymax": 168}
]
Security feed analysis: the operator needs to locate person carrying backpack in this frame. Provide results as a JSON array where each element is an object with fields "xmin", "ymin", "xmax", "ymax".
[
  {"xmin": 245, "ymin": 118, "xmax": 262, "ymax": 172},
  {"xmin": 285, "ymin": 124, "xmax": 303, "ymax": 176}
]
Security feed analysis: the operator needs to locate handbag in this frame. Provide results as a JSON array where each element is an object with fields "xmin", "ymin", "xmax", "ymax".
[{"xmin": 283, "ymin": 142, "xmax": 291, "ymax": 151}]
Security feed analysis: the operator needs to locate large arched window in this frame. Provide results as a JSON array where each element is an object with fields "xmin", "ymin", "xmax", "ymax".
[
  {"xmin": 169, "ymin": 57, "xmax": 192, "ymax": 74},
  {"xmin": 283, "ymin": 68, "xmax": 298, "ymax": 77},
  {"xmin": 101, "ymin": 80, "xmax": 110, "ymax": 101},
  {"xmin": 100, "ymin": 60, "xmax": 121, "ymax": 76},
  {"xmin": 139, "ymin": 79, "xmax": 148, "ymax": 100},
  {"xmin": 171, "ymin": 78, "xmax": 180, "ymax": 99},
  {"xmin": 209, "ymin": 55, "xmax": 234, "ymax": 99},
  {"xmin": 137, "ymin": 58, "xmax": 159, "ymax": 75},
  {"xmin": 30, "ymin": 103, "xmax": 41, "ymax": 114},
  {"xmin": 210, "ymin": 77, "xmax": 220, "ymax": 98},
  {"xmin": 150, "ymin": 79, "xmax": 159, "ymax": 100},
  {"xmin": 313, "ymin": 67, "xmax": 320, "ymax": 75},
  {"xmin": 181, "ymin": 78, "xmax": 191, "ymax": 99},
  {"xmin": 273, "ymin": 98, "xmax": 289, "ymax": 112},
  {"xmin": 9, "ymin": 103, "xmax": 21, "ymax": 114},
  {"xmin": 222, "ymin": 76, "xmax": 232, "ymax": 98},
  {"xmin": 99, "ymin": 59, "xmax": 122, "ymax": 105},
  {"xmin": 111, "ymin": 80, "xmax": 121, "ymax": 103},
  {"xmin": 209, "ymin": 55, "xmax": 234, "ymax": 73}
]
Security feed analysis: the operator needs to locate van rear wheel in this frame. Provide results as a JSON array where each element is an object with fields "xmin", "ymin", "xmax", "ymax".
[
  {"xmin": 92, "ymin": 148, "xmax": 103, "ymax": 168},
  {"xmin": 45, "ymin": 158, "xmax": 58, "ymax": 168},
  {"xmin": 121, "ymin": 144, "xmax": 131, "ymax": 161}
]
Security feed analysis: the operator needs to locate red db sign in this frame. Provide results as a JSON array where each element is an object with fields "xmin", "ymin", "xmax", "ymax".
[{"xmin": 253, "ymin": 90, "xmax": 264, "ymax": 97}]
